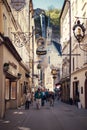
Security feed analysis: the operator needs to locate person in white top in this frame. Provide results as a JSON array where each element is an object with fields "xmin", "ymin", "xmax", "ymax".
[{"xmin": 25, "ymin": 90, "xmax": 31, "ymax": 109}]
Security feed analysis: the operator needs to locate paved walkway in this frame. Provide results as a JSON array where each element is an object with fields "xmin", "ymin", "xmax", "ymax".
[{"xmin": 0, "ymin": 100, "xmax": 87, "ymax": 130}]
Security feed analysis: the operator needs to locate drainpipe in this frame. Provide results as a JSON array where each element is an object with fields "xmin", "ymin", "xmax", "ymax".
[{"xmin": 66, "ymin": 0, "xmax": 71, "ymax": 99}]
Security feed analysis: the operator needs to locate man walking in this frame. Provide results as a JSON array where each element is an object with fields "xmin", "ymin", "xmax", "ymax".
[{"xmin": 35, "ymin": 88, "xmax": 42, "ymax": 109}]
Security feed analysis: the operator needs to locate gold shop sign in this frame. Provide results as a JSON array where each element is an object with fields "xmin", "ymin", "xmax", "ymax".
[{"xmin": 36, "ymin": 50, "xmax": 47, "ymax": 55}]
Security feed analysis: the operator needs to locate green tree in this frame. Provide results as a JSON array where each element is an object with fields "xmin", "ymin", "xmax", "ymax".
[{"xmin": 45, "ymin": 8, "xmax": 61, "ymax": 35}]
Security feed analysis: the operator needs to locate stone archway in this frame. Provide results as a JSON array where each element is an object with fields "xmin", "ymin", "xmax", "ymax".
[{"xmin": 85, "ymin": 71, "xmax": 87, "ymax": 108}]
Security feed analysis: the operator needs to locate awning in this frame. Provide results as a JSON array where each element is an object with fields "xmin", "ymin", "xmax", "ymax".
[{"xmin": 5, "ymin": 71, "xmax": 18, "ymax": 81}]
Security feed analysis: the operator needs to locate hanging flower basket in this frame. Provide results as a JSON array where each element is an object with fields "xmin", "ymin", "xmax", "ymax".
[{"xmin": 3, "ymin": 63, "xmax": 9, "ymax": 71}]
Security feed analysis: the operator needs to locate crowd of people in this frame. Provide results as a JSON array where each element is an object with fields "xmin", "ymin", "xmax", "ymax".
[{"xmin": 24, "ymin": 88, "xmax": 56, "ymax": 110}]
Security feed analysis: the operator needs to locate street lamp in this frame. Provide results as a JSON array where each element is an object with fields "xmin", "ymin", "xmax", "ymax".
[{"xmin": 73, "ymin": 20, "xmax": 86, "ymax": 51}]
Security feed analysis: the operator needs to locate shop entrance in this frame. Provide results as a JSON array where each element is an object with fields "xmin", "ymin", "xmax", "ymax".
[
  {"xmin": 5, "ymin": 78, "xmax": 17, "ymax": 109},
  {"xmin": 73, "ymin": 81, "xmax": 79, "ymax": 105},
  {"xmin": 85, "ymin": 79, "xmax": 87, "ymax": 108}
]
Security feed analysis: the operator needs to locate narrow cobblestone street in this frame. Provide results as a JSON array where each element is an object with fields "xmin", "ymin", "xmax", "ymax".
[{"xmin": 0, "ymin": 100, "xmax": 87, "ymax": 130}]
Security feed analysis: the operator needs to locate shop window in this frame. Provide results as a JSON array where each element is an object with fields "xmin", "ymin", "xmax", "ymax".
[
  {"xmin": 5, "ymin": 79, "xmax": 10, "ymax": 100},
  {"xmin": 11, "ymin": 82, "xmax": 17, "ymax": 99}
]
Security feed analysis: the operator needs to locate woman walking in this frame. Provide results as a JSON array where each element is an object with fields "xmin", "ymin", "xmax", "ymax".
[{"xmin": 25, "ymin": 90, "xmax": 31, "ymax": 109}]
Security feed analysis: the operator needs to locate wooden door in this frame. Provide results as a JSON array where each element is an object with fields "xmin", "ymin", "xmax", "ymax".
[{"xmin": 85, "ymin": 79, "xmax": 87, "ymax": 108}]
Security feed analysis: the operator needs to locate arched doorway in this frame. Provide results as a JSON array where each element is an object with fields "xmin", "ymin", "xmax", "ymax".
[{"xmin": 85, "ymin": 78, "xmax": 87, "ymax": 108}]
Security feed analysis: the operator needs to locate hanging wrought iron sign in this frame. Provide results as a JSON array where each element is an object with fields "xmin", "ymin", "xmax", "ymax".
[
  {"xmin": 37, "ymin": 37, "xmax": 45, "ymax": 46},
  {"xmin": 36, "ymin": 37, "xmax": 47, "ymax": 55},
  {"xmin": 36, "ymin": 46, "xmax": 47, "ymax": 55},
  {"xmin": 73, "ymin": 20, "xmax": 87, "ymax": 51},
  {"xmin": 11, "ymin": 31, "xmax": 32, "ymax": 47},
  {"xmin": 11, "ymin": 0, "xmax": 26, "ymax": 11},
  {"xmin": 73, "ymin": 20, "xmax": 86, "ymax": 43}
]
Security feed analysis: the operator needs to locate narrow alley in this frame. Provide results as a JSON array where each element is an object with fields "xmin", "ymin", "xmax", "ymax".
[{"xmin": 0, "ymin": 0, "xmax": 87, "ymax": 129}]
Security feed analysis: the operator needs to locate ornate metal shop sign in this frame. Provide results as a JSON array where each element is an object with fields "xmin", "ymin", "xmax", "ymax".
[
  {"xmin": 36, "ymin": 37, "xmax": 47, "ymax": 55},
  {"xmin": 37, "ymin": 37, "xmax": 45, "ymax": 46},
  {"xmin": 11, "ymin": 0, "xmax": 26, "ymax": 11},
  {"xmin": 36, "ymin": 49, "xmax": 47, "ymax": 55}
]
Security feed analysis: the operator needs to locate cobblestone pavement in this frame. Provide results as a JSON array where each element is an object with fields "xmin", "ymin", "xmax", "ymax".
[{"xmin": 0, "ymin": 100, "xmax": 87, "ymax": 130}]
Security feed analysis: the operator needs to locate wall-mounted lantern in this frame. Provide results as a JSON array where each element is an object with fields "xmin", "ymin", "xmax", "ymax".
[
  {"xmin": 25, "ymin": 73, "xmax": 30, "ymax": 78},
  {"xmin": 17, "ymin": 73, "xmax": 22, "ymax": 79},
  {"xmin": 37, "ymin": 63, "xmax": 41, "ymax": 69},
  {"xmin": 51, "ymin": 69, "xmax": 58, "ymax": 80},
  {"xmin": 51, "ymin": 69, "xmax": 57, "ymax": 75}
]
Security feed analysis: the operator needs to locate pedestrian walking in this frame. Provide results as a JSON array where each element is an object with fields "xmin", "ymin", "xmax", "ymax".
[
  {"xmin": 41, "ymin": 89, "xmax": 46, "ymax": 106},
  {"xmin": 25, "ymin": 90, "xmax": 31, "ymax": 109},
  {"xmin": 49, "ymin": 91, "xmax": 55, "ymax": 106},
  {"xmin": 31, "ymin": 92, "xmax": 34, "ymax": 106},
  {"xmin": 34, "ymin": 88, "xmax": 42, "ymax": 109},
  {"xmin": 45, "ymin": 89, "xmax": 49, "ymax": 102}
]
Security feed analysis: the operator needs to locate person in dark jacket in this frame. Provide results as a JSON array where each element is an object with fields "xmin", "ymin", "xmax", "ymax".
[{"xmin": 49, "ymin": 91, "xmax": 55, "ymax": 106}]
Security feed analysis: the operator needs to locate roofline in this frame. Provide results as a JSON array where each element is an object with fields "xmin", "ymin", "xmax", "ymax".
[{"xmin": 59, "ymin": 0, "xmax": 67, "ymax": 19}]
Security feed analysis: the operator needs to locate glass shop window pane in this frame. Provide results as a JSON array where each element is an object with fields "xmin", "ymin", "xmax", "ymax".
[
  {"xmin": 11, "ymin": 82, "xmax": 17, "ymax": 99},
  {"xmin": 5, "ymin": 79, "xmax": 10, "ymax": 100}
]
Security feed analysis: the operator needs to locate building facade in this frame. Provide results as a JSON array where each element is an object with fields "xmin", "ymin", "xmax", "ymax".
[
  {"xmin": 0, "ymin": 0, "xmax": 35, "ymax": 118},
  {"xmin": 60, "ymin": 0, "xmax": 87, "ymax": 108}
]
